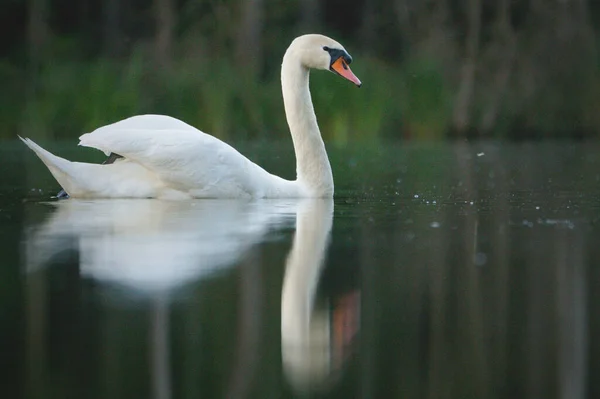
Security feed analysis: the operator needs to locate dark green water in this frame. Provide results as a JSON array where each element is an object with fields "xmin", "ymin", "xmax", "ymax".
[{"xmin": 1, "ymin": 140, "xmax": 600, "ymax": 399}]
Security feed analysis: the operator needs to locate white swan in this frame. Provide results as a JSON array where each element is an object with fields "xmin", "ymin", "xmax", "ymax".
[{"xmin": 20, "ymin": 34, "xmax": 361, "ymax": 199}]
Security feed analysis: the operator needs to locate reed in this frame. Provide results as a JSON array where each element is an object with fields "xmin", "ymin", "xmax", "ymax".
[{"xmin": 2, "ymin": 47, "xmax": 598, "ymax": 142}]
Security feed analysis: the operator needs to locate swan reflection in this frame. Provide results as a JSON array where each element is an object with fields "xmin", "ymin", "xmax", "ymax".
[
  {"xmin": 281, "ymin": 199, "xmax": 360, "ymax": 392},
  {"xmin": 23, "ymin": 198, "xmax": 359, "ymax": 395},
  {"xmin": 25, "ymin": 199, "xmax": 298, "ymax": 294}
]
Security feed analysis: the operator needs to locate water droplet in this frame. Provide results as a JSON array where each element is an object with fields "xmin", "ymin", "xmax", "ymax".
[
  {"xmin": 522, "ymin": 220, "xmax": 534, "ymax": 228},
  {"xmin": 430, "ymin": 221, "xmax": 440, "ymax": 228},
  {"xmin": 475, "ymin": 252, "xmax": 488, "ymax": 266}
]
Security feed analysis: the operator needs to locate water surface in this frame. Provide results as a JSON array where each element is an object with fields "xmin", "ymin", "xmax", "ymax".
[{"xmin": 1, "ymin": 140, "xmax": 599, "ymax": 398}]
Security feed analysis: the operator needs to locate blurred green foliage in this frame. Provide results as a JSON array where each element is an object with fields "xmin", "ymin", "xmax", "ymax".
[
  {"xmin": 0, "ymin": 50, "xmax": 454, "ymax": 142},
  {"xmin": 2, "ymin": 0, "xmax": 600, "ymax": 141}
]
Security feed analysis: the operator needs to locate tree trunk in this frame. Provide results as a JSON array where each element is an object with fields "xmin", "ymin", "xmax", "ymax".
[
  {"xmin": 479, "ymin": 0, "xmax": 516, "ymax": 133},
  {"xmin": 359, "ymin": 0, "xmax": 377, "ymax": 51},
  {"xmin": 27, "ymin": 0, "xmax": 48, "ymax": 72},
  {"xmin": 235, "ymin": 0, "xmax": 264, "ymax": 77},
  {"xmin": 103, "ymin": 0, "xmax": 120, "ymax": 57},
  {"xmin": 155, "ymin": 0, "xmax": 175, "ymax": 70},
  {"xmin": 299, "ymin": 0, "xmax": 320, "ymax": 32},
  {"xmin": 394, "ymin": 0, "xmax": 450, "ymax": 44},
  {"xmin": 452, "ymin": 0, "xmax": 481, "ymax": 134},
  {"xmin": 25, "ymin": 0, "xmax": 49, "ymax": 137},
  {"xmin": 393, "ymin": 0, "xmax": 413, "ymax": 44}
]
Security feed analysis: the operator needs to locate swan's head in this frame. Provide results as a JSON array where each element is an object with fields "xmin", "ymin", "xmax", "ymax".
[{"xmin": 288, "ymin": 34, "xmax": 362, "ymax": 87}]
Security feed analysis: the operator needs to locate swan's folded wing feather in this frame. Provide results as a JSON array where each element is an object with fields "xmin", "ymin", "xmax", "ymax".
[
  {"xmin": 91, "ymin": 114, "xmax": 199, "ymax": 134},
  {"xmin": 79, "ymin": 126, "xmax": 266, "ymax": 195},
  {"xmin": 78, "ymin": 115, "xmax": 198, "ymax": 155}
]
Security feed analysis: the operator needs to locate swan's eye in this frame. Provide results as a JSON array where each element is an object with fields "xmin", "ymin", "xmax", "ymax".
[
  {"xmin": 323, "ymin": 46, "xmax": 330, "ymax": 52},
  {"xmin": 326, "ymin": 48, "xmax": 351, "ymax": 68}
]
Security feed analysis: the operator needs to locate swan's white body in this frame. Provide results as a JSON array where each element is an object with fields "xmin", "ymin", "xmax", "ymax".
[
  {"xmin": 22, "ymin": 116, "xmax": 299, "ymax": 199},
  {"xmin": 20, "ymin": 34, "xmax": 361, "ymax": 199}
]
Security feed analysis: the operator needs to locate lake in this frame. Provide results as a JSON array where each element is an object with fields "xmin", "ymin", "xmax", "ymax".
[{"xmin": 1, "ymin": 139, "xmax": 599, "ymax": 399}]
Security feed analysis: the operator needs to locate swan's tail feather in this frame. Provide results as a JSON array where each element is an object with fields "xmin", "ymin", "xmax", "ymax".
[
  {"xmin": 20, "ymin": 137, "xmax": 164, "ymax": 198},
  {"xmin": 19, "ymin": 136, "xmax": 82, "ymax": 196}
]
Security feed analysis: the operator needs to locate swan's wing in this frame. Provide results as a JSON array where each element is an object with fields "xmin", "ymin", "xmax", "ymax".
[
  {"xmin": 79, "ymin": 123, "xmax": 267, "ymax": 196},
  {"xmin": 81, "ymin": 115, "xmax": 198, "ymax": 156},
  {"xmin": 93, "ymin": 114, "xmax": 199, "ymax": 136}
]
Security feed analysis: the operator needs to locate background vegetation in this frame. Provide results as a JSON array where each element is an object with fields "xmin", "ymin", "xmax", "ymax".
[{"xmin": 2, "ymin": 0, "xmax": 600, "ymax": 142}]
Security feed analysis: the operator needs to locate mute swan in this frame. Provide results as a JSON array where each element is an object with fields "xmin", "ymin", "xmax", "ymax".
[{"xmin": 20, "ymin": 34, "xmax": 361, "ymax": 199}]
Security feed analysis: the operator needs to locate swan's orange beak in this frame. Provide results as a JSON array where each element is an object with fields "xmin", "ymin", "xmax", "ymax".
[{"xmin": 331, "ymin": 57, "xmax": 362, "ymax": 87}]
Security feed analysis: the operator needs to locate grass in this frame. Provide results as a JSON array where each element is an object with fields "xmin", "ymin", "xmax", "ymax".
[
  {"xmin": 0, "ymin": 41, "xmax": 455, "ymax": 144},
  {"xmin": 1, "ymin": 46, "xmax": 597, "ymax": 142}
]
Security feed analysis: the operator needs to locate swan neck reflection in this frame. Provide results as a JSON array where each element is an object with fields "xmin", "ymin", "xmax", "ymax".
[{"xmin": 281, "ymin": 199, "xmax": 340, "ymax": 391}]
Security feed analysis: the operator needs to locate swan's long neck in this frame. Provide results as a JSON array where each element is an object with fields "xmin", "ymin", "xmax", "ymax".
[{"xmin": 281, "ymin": 52, "xmax": 333, "ymax": 197}]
